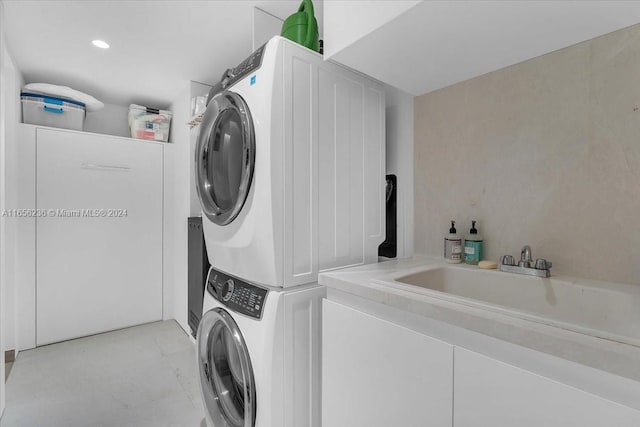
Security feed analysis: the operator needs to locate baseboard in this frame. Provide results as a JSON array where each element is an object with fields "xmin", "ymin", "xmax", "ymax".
[{"xmin": 5, "ymin": 349, "xmax": 15, "ymax": 363}]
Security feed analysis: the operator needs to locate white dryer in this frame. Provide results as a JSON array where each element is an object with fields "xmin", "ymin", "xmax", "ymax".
[
  {"xmin": 197, "ymin": 267, "xmax": 324, "ymax": 427},
  {"xmin": 195, "ymin": 36, "xmax": 386, "ymax": 289}
]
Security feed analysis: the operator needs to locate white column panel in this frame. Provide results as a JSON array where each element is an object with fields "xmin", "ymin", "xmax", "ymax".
[
  {"xmin": 284, "ymin": 46, "xmax": 319, "ymax": 286},
  {"xmin": 363, "ymin": 87, "xmax": 385, "ymax": 263},
  {"xmin": 318, "ymin": 70, "xmax": 365, "ymax": 270},
  {"xmin": 283, "ymin": 286, "xmax": 325, "ymax": 427}
]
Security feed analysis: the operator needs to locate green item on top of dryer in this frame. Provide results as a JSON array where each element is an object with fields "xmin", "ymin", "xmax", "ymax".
[{"xmin": 281, "ymin": 0, "xmax": 319, "ymax": 52}]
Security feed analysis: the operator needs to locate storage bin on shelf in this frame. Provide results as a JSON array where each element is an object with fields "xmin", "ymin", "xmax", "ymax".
[
  {"xmin": 128, "ymin": 104, "xmax": 172, "ymax": 142},
  {"xmin": 21, "ymin": 92, "xmax": 86, "ymax": 131}
]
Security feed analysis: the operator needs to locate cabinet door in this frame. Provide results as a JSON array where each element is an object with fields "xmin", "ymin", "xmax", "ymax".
[
  {"xmin": 454, "ymin": 347, "xmax": 640, "ymax": 427},
  {"xmin": 36, "ymin": 128, "xmax": 163, "ymax": 345},
  {"xmin": 323, "ymin": 299, "xmax": 453, "ymax": 427}
]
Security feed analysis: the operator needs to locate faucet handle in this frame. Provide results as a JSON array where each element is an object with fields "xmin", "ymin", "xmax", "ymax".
[
  {"xmin": 534, "ymin": 258, "xmax": 552, "ymax": 270},
  {"xmin": 501, "ymin": 255, "xmax": 515, "ymax": 266}
]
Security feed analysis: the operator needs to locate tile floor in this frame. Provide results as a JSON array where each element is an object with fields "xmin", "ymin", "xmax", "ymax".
[{"xmin": 0, "ymin": 321, "xmax": 205, "ymax": 427}]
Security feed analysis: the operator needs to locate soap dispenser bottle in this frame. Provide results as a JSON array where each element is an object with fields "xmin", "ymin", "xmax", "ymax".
[
  {"xmin": 444, "ymin": 220, "xmax": 462, "ymax": 263},
  {"xmin": 464, "ymin": 220, "xmax": 483, "ymax": 265}
]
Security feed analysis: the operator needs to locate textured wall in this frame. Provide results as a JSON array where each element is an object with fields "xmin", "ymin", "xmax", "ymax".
[{"xmin": 414, "ymin": 24, "xmax": 640, "ymax": 285}]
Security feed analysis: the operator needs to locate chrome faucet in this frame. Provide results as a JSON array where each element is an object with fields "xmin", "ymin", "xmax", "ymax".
[
  {"xmin": 519, "ymin": 245, "xmax": 532, "ymax": 268},
  {"xmin": 500, "ymin": 245, "xmax": 552, "ymax": 278}
]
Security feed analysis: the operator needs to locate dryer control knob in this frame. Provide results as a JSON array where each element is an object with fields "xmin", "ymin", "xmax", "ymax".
[{"xmin": 221, "ymin": 279, "xmax": 235, "ymax": 302}]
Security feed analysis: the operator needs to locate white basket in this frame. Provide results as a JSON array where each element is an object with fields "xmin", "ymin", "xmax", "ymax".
[
  {"xmin": 128, "ymin": 104, "xmax": 172, "ymax": 142},
  {"xmin": 21, "ymin": 93, "xmax": 86, "ymax": 131}
]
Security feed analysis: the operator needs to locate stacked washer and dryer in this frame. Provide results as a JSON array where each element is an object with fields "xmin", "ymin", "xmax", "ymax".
[{"xmin": 194, "ymin": 36, "xmax": 385, "ymax": 427}]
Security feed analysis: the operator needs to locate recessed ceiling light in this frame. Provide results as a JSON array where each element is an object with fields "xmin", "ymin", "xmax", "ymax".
[{"xmin": 92, "ymin": 40, "xmax": 110, "ymax": 49}]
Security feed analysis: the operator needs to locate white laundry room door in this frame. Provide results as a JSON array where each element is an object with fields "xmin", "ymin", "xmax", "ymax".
[{"xmin": 36, "ymin": 128, "xmax": 163, "ymax": 345}]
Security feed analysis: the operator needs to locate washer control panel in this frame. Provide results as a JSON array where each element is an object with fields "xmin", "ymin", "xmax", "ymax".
[{"xmin": 206, "ymin": 268, "xmax": 268, "ymax": 319}]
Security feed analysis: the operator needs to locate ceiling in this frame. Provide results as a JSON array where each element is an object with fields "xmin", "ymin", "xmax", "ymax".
[
  {"xmin": 6, "ymin": 1, "xmax": 640, "ymax": 109},
  {"xmin": 2, "ymin": 0, "xmax": 324, "ymax": 108}
]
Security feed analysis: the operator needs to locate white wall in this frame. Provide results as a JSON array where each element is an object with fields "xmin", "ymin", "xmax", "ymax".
[
  {"xmin": 0, "ymin": 0, "xmax": 7, "ymax": 415},
  {"xmin": 253, "ymin": 7, "xmax": 283, "ymax": 50},
  {"xmin": 414, "ymin": 23, "xmax": 640, "ymax": 285},
  {"xmin": 84, "ymin": 103, "xmax": 130, "ymax": 137},
  {"xmin": 165, "ymin": 81, "xmax": 211, "ymax": 336},
  {"xmin": 0, "ymin": 0, "xmax": 24, "ymax": 414},
  {"xmin": 164, "ymin": 83, "xmax": 189, "ymax": 332},
  {"xmin": 384, "ymin": 85, "xmax": 414, "ymax": 258},
  {"xmin": 1, "ymin": 0, "xmax": 28, "ymax": 412},
  {"xmin": 2, "ymin": 42, "xmax": 23, "ymax": 357}
]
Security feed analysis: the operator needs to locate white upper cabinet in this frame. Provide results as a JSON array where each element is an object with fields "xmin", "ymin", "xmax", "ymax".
[
  {"xmin": 322, "ymin": 1, "xmax": 420, "ymax": 59},
  {"xmin": 323, "ymin": 1, "xmax": 640, "ymax": 95}
]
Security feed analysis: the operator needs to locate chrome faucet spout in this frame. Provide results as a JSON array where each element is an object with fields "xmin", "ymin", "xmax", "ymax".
[
  {"xmin": 500, "ymin": 245, "xmax": 552, "ymax": 278},
  {"xmin": 518, "ymin": 245, "xmax": 532, "ymax": 268}
]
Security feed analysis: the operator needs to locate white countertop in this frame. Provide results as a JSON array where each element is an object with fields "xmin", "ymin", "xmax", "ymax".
[{"xmin": 320, "ymin": 257, "xmax": 640, "ymax": 401}]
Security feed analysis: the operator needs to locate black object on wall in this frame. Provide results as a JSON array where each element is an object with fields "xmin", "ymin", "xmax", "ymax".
[
  {"xmin": 378, "ymin": 174, "xmax": 397, "ymax": 258},
  {"xmin": 188, "ymin": 217, "xmax": 211, "ymax": 338}
]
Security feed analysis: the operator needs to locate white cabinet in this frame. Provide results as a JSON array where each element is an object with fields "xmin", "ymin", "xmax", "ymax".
[
  {"xmin": 322, "ymin": 1, "xmax": 420, "ymax": 59},
  {"xmin": 322, "ymin": 299, "xmax": 453, "ymax": 427},
  {"xmin": 36, "ymin": 128, "xmax": 163, "ymax": 345},
  {"xmin": 454, "ymin": 347, "xmax": 640, "ymax": 427},
  {"xmin": 323, "ymin": 2, "xmax": 640, "ymax": 96}
]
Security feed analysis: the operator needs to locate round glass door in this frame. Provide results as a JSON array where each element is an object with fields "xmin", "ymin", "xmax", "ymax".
[
  {"xmin": 195, "ymin": 91, "xmax": 255, "ymax": 225},
  {"xmin": 198, "ymin": 308, "xmax": 256, "ymax": 427}
]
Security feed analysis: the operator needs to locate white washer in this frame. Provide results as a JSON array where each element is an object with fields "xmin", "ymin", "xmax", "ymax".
[
  {"xmin": 195, "ymin": 36, "xmax": 385, "ymax": 289},
  {"xmin": 197, "ymin": 267, "xmax": 324, "ymax": 427}
]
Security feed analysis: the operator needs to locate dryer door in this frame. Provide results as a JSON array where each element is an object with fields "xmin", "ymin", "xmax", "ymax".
[
  {"xmin": 198, "ymin": 307, "xmax": 256, "ymax": 427},
  {"xmin": 195, "ymin": 91, "xmax": 255, "ymax": 226}
]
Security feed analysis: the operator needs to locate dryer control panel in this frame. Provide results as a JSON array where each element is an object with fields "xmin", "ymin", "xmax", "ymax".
[
  {"xmin": 223, "ymin": 43, "xmax": 266, "ymax": 89},
  {"xmin": 206, "ymin": 267, "xmax": 268, "ymax": 320}
]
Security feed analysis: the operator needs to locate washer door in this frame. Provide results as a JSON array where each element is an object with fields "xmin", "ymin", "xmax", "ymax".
[
  {"xmin": 195, "ymin": 91, "xmax": 255, "ymax": 225},
  {"xmin": 198, "ymin": 308, "xmax": 256, "ymax": 427}
]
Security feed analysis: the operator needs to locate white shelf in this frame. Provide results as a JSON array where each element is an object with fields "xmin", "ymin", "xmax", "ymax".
[{"xmin": 19, "ymin": 123, "xmax": 168, "ymax": 145}]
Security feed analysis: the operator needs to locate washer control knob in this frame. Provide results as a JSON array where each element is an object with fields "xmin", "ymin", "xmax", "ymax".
[{"xmin": 221, "ymin": 279, "xmax": 235, "ymax": 302}]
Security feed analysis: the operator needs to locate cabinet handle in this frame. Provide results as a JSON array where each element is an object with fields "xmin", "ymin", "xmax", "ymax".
[{"xmin": 81, "ymin": 163, "xmax": 131, "ymax": 172}]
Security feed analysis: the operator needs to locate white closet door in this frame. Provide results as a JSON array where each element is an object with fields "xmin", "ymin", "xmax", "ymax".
[{"xmin": 36, "ymin": 128, "xmax": 163, "ymax": 345}]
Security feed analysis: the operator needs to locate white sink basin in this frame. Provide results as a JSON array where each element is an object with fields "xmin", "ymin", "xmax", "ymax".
[{"xmin": 394, "ymin": 266, "xmax": 640, "ymax": 347}]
